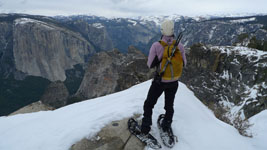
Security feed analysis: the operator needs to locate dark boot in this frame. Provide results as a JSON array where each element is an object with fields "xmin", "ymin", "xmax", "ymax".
[
  {"xmin": 141, "ymin": 121, "xmax": 151, "ymax": 135},
  {"xmin": 157, "ymin": 114, "xmax": 177, "ymax": 148}
]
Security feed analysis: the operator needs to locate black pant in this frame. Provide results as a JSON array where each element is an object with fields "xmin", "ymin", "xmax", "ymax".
[{"xmin": 141, "ymin": 80, "xmax": 178, "ymax": 134}]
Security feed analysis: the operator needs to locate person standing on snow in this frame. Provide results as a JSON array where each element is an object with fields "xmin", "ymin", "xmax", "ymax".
[{"xmin": 140, "ymin": 19, "xmax": 187, "ymax": 139}]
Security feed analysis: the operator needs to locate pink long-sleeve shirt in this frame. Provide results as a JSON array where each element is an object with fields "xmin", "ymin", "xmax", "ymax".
[{"xmin": 147, "ymin": 35, "xmax": 187, "ymax": 82}]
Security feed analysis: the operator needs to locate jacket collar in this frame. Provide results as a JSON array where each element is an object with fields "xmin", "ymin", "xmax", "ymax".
[{"xmin": 162, "ymin": 35, "xmax": 174, "ymax": 45}]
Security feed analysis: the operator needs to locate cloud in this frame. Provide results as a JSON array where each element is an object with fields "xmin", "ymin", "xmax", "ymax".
[
  {"xmin": 0, "ymin": 0, "xmax": 266, "ymax": 17},
  {"xmin": 20, "ymin": 0, "xmax": 27, "ymax": 4},
  {"xmin": 0, "ymin": 1, "xmax": 3, "ymax": 7}
]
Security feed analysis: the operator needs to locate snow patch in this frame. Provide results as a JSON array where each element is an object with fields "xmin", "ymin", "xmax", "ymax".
[
  {"xmin": 211, "ymin": 46, "xmax": 267, "ymax": 61},
  {"xmin": 134, "ymin": 15, "xmax": 183, "ymax": 26},
  {"xmin": 243, "ymin": 83, "xmax": 266, "ymax": 101},
  {"xmin": 140, "ymin": 21, "xmax": 146, "ymax": 25},
  {"xmin": 127, "ymin": 19, "xmax": 137, "ymax": 26},
  {"xmin": 92, "ymin": 23, "xmax": 104, "ymax": 29},
  {"xmin": 14, "ymin": 18, "xmax": 39, "ymax": 25},
  {"xmin": 230, "ymin": 17, "xmax": 256, "ymax": 23},
  {"xmin": 220, "ymin": 70, "xmax": 232, "ymax": 80},
  {"xmin": 208, "ymin": 26, "xmax": 216, "ymax": 40},
  {"xmin": 14, "ymin": 18, "xmax": 55, "ymax": 30}
]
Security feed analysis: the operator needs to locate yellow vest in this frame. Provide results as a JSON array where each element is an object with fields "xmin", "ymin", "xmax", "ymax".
[{"xmin": 159, "ymin": 40, "xmax": 183, "ymax": 80}]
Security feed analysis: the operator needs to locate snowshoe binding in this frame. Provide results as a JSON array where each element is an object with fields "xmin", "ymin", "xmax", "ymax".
[
  {"xmin": 157, "ymin": 114, "xmax": 178, "ymax": 148},
  {"xmin": 128, "ymin": 118, "xmax": 162, "ymax": 149}
]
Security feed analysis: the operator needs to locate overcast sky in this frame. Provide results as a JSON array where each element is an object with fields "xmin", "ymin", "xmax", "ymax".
[{"xmin": 0, "ymin": 0, "xmax": 266, "ymax": 18}]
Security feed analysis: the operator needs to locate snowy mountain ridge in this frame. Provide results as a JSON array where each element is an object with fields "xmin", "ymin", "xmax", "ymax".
[
  {"xmin": 0, "ymin": 80, "xmax": 266, "ymax": 150},
  {"xmin": 54, "ymin": 13, "xmax": 266, "ymax": 26}
]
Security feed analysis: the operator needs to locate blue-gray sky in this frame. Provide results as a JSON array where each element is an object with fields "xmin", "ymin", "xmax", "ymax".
[{"xmin": 0, "ymin": 0, "xmax": 266, "ymax": 17}]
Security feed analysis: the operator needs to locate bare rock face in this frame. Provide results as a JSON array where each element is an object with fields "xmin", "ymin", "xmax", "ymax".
[
  {"xmin": 13, "ymin": 18, "xmax": 95, "ymax": 81},
  {"xmin": 0, "ymin": 21, "xmax": 14, "ymax": 77},
  {"xmin": 70, "ymin": 117, "xmax": 144, "ymax": 150},
  {"xmin": 75, "ymin": 46, "xmax": 153, "ymax": 99},
  {"xmin": 40, "ymin": 81, "xmax": 69, "ymax": 108},
  {"xmin": 9, "ymin": 101, "xmax": 54, "ymax": 116}
]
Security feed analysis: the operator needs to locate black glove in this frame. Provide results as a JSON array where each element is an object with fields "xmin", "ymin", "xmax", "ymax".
[{"xmin": 150, "ymin": 56, "xmax": 161, "ymax": 68}]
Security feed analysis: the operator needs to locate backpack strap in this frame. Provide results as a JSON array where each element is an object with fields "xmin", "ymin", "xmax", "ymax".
[
  {"xmin": 159, "ymin": 40, "xmax": 178, "ymax": 54},
  {"xmin": 159, "ymin": 40, "xmax": 168, "ymax": 47}
]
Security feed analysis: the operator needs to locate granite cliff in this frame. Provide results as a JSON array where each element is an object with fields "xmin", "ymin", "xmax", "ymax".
[{"xmin": 13, "ymin": 18, "xmax": 95, "ymax": 81}]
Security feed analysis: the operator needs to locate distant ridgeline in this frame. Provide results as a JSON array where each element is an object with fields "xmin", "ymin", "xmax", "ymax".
[{"xmin": 0, "ymin": 13, "xmax": 266, "ymax": 116}]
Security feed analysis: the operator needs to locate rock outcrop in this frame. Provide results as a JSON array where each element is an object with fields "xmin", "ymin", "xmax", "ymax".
[
  {"xmin": 71, "ymin": 117, "xmax": 144, "ymax": 150},
  {"xmin": 9, "ymin": 101, "xmax": 54, "ymax": 116},
  {"xmin": 75, "ymin": 46, "xmax": 153, "ymax": 99},
  {"xmin": 40, "ymin": 81, "xmax": 69, "ymax": 108},
  {"xmin": 180, "ymin": 44, "xmax": 267, "ymax": 118},
  {"xmin": 13, "ymin": 18, "xmax": 96, "ymax": 81}
]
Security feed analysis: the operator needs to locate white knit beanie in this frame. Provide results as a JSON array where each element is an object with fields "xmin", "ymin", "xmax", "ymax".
[{"xmin": 160, "ymin": 19, "xmax": 174, "ymax": 36}]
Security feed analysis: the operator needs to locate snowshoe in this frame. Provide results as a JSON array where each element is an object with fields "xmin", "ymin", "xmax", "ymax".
[
  {"xmin": 128, "ymin": 118, "xmax": 162, "ymax": 149},
  {"xmin": 157, "ymin": 114, "xmax": 178, "ymax": 148}
]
